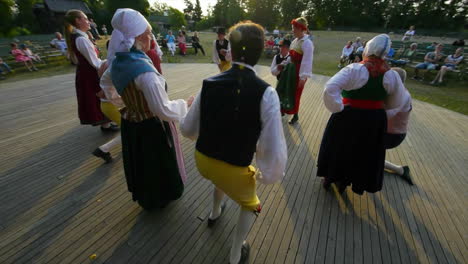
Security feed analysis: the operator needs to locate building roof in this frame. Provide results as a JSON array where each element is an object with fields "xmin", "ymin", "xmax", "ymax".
[{"xmin": 44, "ymin": 0, "xmax": 92, "ymax": 14}]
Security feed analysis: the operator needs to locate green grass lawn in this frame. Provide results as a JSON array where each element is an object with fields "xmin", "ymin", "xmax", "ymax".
[{"xmin": 2, "ymin": 31, "xmax": 467, "ymax": 115}]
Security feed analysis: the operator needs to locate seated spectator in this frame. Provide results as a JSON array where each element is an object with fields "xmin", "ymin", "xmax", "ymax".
[
  {"xmin": 0, "ymin": 57, "xmax": 13, "ymax": 80},
  {"xmin": 402, "ymin": 25, "xmax": 415, "ymax": 41},
  {"xmin": 412, "ymin": 44, "xmax": 444, "ymax": 80},
  {"xmin": 265, "ymin": 36, "xmax": 275, "ymax": 57},
  {"xmin": 452, "ymin": 39, "xmax": 465, "ymax": 47},
  {"xmin": 166, "ymin": 31, "xmax": 176, "ymax": 56},
  {"xmin": 431, "ymin": 47, "xmax": 464, "ymax": 85},
  {"xmin": 10, "ymin": 42, "xmax": 38, "ymax": 71},
  {"xmin": 426, "ymin": 42, "xmax": 438, "ymax": 51},
  {"xmin": 177, "ymin": 31, "xmax": 187, "ymax": 56},
  {"xmin": 353, "ymin": 40, "xmax": 366, "ymax": 62},
  {"xmin": 386, "ymin": 47, "xmax": 395, "ymax": 59},
  {"xmin": 274, "ymin": 34, "xmax": 283, "ymax": 46},
  {"xmin": 389, "ymin": 42, "xmax": 417, "ymax": 66},
  {"xmin": 338, "ymin": 41, "xmax": 353, "ymax": 68},
  {"xmin": 50, "ymin": 32, "xmax": 68, "ymax": 55},
  {"xmin": 101, "ymin": 24, "xmax": 108, "ymax": 36},
  {"xmin": 191, "ymin": 32, "xmax": 206, "ymax": 56},
  {"xmin": 20, "ymin": 44, "xmax": 44, "ymax": 64},
  {"xmin": 352, "ymin": 37, "xmax": 362, "ymax": 51}
]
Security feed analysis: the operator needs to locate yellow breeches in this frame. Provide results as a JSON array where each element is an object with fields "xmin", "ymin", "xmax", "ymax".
[
  {"xmin": 100, "ymin": 101, "xmax": 121, "ymax": 126},
  {"xmin": 219, "ymin": 61, "xmax": 232, "ymax": 72},
  {"xmin": 195, "ymin": 150, "xmax": 261, "ymax": 212}
]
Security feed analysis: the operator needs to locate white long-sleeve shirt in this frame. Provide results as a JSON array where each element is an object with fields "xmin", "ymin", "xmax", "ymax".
[
  {"xmin": 180, "ymin": 62, "xmax": 287, "ymax": 184},
  {"xmin": 297, "ymin": 35, "xmax": 314, "ymax": 80},
  {"xmin": 74, "ymin": 29, "xmax": 103, "ymax": 69},
  {"xmin": 341, "ymin": 45, "xmax": 354, "ymax": 57},
  {"xmin": 212, "ymin": 40, "xmax": 231, "ymax": 64},
  {"xmin": 323, "ymin": 63, "xmax": 409, "ymax": 114},
  {"xmin": 270, "ymin": 54, "xmax": 289, "ymax": 76},
  {"xmin": 100, "ymin": 68, "xmax": 187, "ymax": 122}
]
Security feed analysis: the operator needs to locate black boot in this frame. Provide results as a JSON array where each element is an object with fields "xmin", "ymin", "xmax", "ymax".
[{"xmin": 289, "ymin": 114, "xmax": 298, "ymax": 125}]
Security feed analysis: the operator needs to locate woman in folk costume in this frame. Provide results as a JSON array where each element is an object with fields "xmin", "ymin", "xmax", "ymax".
[
  {"xmin": 317, "ymin": 34, "xmax": 408, "ymax": 194},
  {"xmin": 146, "ymin": 33, "xmax": 163, "ymax": 74},
  {"xmin": 64, "ymin": 10, "xmax": 115, "ymax": 130},
  {"xmin": 276, "ymin": 17, "xmax": 313, "ymax": 124},
  {"xmin": 101, "ymin": 8, "xmax": 190, "ymax": 210},
  {"xmin": 181, "ymin": 21, "xmax": 287, "ymax": 264},
  {"xmin": 212, "ymin": 27, "xmax": 232, "ymax": 72}
]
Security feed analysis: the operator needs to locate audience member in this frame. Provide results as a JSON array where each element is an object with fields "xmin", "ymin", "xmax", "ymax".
[
  {"xmin": 431, "ymin": 47, "xmax": 464, "ymax": 85},
  {"xmin": 177, "ymin": 31, "xmax": 187, "ymax": 56},
  {"xmin": 191, "ymin": 32, "xmax": 206, "ymax": 56},
  {"xmin": 389, "ymin": 42, "xmax": 417, "ymax": 66},
  {"xmin": 50, "ymin": 32, "xmax": 68, "ymax": 55},
  {"xmin": 165, "ymin": 30, "xmax": 176, "ymax": 56},
  {"xmin": 339, "ymin": 41, "xmax": 353, "ymax": 68},
  {"xmin": 20, "ymin": 44, "xmax": 44, "ymax": 64},
  {"xmin": 452, "ymin": 39, "xmax": 465, "ymax": 47},
  {"xmin": 402, "ymin": 25, "xmax": 415, "ymax": 41},
  {"xmin": 0, "ymin": 57, "xmax": 13, "ymax": 80},
  {"xmin": 101, "ymin": 24, "xmax": 108, "ymax": 36},
  {"xmin": 10, "ymin": 42, "xmax": 38, "ymax": 71},
  {"xmin": 412, "ymin": 44, "xmax": 444, "ymax": 80}
]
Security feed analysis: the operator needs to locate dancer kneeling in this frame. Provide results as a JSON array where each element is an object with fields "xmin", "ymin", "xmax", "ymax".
[
  {"xmin": 181, "ymin": 21, "xmax": 287, "ymax": 264},
  {"xmin": 384, "ymin": 67, "xmax": 413, "ymax": 185},
  {"xmin": 103, "ymin": 9, "xmax": 189, "ymax": 210},
  {"xmin": 317, "ymin": 34, "xmax": 409, "ymax": 195}
]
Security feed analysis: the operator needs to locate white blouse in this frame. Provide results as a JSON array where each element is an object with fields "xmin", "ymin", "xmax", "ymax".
[
  {"xmin": 270, "ymin": 54, "xmax": 289, "ymax": 76},
  {"xmin": 323, "ymin": 63, "xmax": 409, "ymax": 113},
  {"xmin": 180, "ymin": 62, "xmax": 287, "ymax": 184},
  {"xmin": 74, "ymin": 29, "xmax": 103, "ymax": 69},
  {"xmin": 297, "ymin": 35, "xmax": 314, "ymax": 80},
  {"xmin": 100, "ymin": 68, "xmax": 187, "ymax": 122}
]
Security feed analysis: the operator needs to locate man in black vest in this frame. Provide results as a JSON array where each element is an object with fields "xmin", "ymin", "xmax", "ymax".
[
  {"xmin": 270, "ymin": 39, "xmax": 291, "ymax": 80},
  {"xmin": 181, "ymin": 21, "xmax": 287, "ymax": 264},
  {"xmin": 212, "ymin": 27, "xmax": 232, "ymax": 72}
]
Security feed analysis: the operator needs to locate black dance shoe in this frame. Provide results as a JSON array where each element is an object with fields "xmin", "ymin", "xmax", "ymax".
[
  {"xmin": 288, "ymin": 114, "xmax": 298, "ymax": 125},
  {"xmin": 207, "ymin": 203, "xmax": 226, "ymax": 228},
  {"xmin": 401, "ymin": 166, "xmax": 414, "ymax": 185},
  {"xmin": 92, "ymin": 148, "xmax": 113, "ymax": 163},
  {"xmin": 100, "ymin": 124, "xmax": 119, "ymax": 132},
  {"xmin": 322, "ymin": 178, "xmax": 332, "ymax": 190}
]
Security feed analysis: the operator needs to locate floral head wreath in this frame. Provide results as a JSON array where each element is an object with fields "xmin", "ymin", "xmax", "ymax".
[{"xmin": 291, "ymin": 17, "xmax": 308, "ymax": 31}]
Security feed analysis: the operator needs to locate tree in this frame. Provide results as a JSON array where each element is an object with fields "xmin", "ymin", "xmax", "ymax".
[
  {"xmin": 183, "ymin": 0, "xmax": 194, "ymax": 21},
  {"xmin": 213, "ymin": 0, "xmax": 245, "ymax": 27},
  {"xmin": 16, "ymin": 0, "xmax": 38, "ymax": 32},
  {"xmin": 0, "ymin": 0, "xmax": 15, "ymax": 35},
  {"xmin": 168, "ymin": 7, "xmax": 187, "ymax": 29},
  {"xmin": 279, "ymin": 0, "xmax": 308, "ymax": 27},
  {"xmin": 193, "ymin": 0, "xmax": 203, "ymax": 22},
  {"xmin": 105, "ymin": 0, "xmax": 150, "ymax": 17},
  {"xmin": 245, "ymin": 0, "xmax": 280, "ymax": 30}
]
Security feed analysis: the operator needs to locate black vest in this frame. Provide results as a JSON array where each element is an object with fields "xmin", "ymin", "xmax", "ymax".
[
  {"xmin": 216, "ymin": 39, "xmax": 229, "ymax": 61},
  {"xmin": 196, "ymin": 64, "xmax": 269, "ymax": 166},
  {"xmin": 275, "ymin": 54, "xmax": 289, "ymax": 80}
]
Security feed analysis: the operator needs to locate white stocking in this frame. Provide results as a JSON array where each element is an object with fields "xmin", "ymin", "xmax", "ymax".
[
  {"xmin": 385, "ymin": 160, "xmax": 404, "ymax": 175},
  {"xmin": 229, "ymin": 208, "xmax": 255, "ymax": 264},
  {"xmin": 209, "ymin": 186, "xmax": 224, "ymax": 219},
  {"xmin": 99, "ymin": 134, "xmax": 121, "ymax": 153}
]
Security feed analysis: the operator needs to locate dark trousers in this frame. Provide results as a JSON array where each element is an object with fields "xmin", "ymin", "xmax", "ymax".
[{"xmin": 193, "ymin": 43, "xmax": 205, "ymax": 55}]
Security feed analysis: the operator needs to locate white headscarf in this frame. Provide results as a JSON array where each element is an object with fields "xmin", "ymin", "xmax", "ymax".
[
  {"xmin": 107, "ymin": 8, "xmax": 150, "ymax": 63},
  {"xmin": 363, "ymin": 34, "xmax": 392, "ymax": 58}
]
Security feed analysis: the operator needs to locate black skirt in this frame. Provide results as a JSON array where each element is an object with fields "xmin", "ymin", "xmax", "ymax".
[
  {"xmin": 121, "ymin": 117, "xmax": 184, "ymax": 210},
  {"xmin": 317, "ymin": 106, "xmax": 387, "ymax": 194}
]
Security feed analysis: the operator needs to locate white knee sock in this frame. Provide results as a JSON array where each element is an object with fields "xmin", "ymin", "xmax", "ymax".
[
  {"xmin": 99, "ymin": 134, "xmax": 121, "ymax": 153},
  {"xmin": 385, "ymin": 160, "xmax": 404, "ymax": 175},
  {"xmin": 209, "ymin": 186, "xmax": 224, "ymax": 219},
  {"xmin": 230, "ymin": 209, "xmax": 255, "ymax": 264}
]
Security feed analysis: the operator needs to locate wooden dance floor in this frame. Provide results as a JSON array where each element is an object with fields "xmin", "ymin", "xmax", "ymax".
[{"xmin": 0, "ymin": 64, "xmax": 467, "ymax": 264}]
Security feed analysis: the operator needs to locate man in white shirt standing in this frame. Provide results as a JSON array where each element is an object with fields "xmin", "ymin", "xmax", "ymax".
[{"xmin": 181, "ymin": 21, "xmax": 287, "ymax": 264}]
